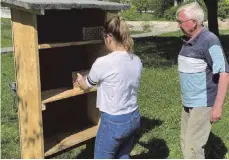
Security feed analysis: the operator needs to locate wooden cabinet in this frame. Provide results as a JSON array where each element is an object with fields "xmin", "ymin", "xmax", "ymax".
[{"xmin": 2, "ymin": 0, "xmax": 129, "ymax": 158}]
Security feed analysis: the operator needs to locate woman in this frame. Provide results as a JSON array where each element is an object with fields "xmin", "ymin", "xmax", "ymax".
[{"xmin": 77, "ymin": 16, "xmax": 142, "ymax": 159}]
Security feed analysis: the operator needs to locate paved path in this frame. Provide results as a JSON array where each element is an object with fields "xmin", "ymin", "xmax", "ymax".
[
  {"xmin": 1, "ymin": 7, "xmax": 11, "ymax": 18},
  {"xmin": 1, "ymin": 21, "xmax": 180, "ymax": 53},
  {"xmin": 1, "ymin": 47, "xmax": 13, "ymax": 54},
  {"xmin": 131, "ymin": 26, "xmax": 179, "ymax": 38},
  {"xmin": 127, "ymin": 21, "xmax": 180, "ymax": 38},
  {"xmin": 1, "ymin": 28, "xmax": 180, "ymax": 54}
]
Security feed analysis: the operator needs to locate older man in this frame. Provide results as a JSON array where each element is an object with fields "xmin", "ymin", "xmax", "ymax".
[{"xmin": 176, "ymin": 2, "xmax": 229, "ymax": 159}]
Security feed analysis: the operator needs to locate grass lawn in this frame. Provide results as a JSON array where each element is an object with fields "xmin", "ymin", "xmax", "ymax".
[
  {"xmin": 1, "ymin": 18, "xmax": 12, "ymax": 48},
  {"xmin": 1, "ymin": 18, "xmax": 229, "ymax": 158},
  {"xmin": 130, "ymin": 30, "xmax": 149, "ymax": 35},
  {"xmin": 125, "ymin": 13, "xmax": 168, "ymax": 21}
]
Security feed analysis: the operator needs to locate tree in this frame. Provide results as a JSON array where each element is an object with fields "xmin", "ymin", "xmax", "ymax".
[
  {"xmin": 174, "ymin": 0, "xmax": 178, "ymax": 6},
  {"xmin": 132, "ymin": 0, "xmax": 149, "ymax": 14},
  {"xmin": 120, "ymin": 0, "xmax": 138, "ymax": 20},
  {"xmin": 204, "ymin": 0, "xmax": 219, "ymax": 36}
]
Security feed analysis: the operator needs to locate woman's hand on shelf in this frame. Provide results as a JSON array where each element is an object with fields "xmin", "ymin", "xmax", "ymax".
[
  {"xmin": 77, "ymin": 73, "xmax": 83, "ymax": 81},
  {"xmin": 77, "ymin": 73, "xmax": 89, "ymax": 90}
]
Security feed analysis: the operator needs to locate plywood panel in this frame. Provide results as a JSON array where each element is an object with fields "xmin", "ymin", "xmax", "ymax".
[
  {"xmin": 42, "ymin": 95, "xmax": 96, "ymax": 156},
  {"xmin": 86, "ymin": 92, "xmax": 100, "ymax": 125},
  {"xmin": 42, "ymin": 96, "xmax": 88, "ymax": 138},
  {"xmin": 44, "ymin": 125, "xmax": 99, "ymax": 157},
  {"xmin": 41, "ymin": 87, "xmax": 97, "ymax": 104},
  {"xmin": 37, "ymin": 9, "xmax": 106, "ymax": 44},
  {"xmin": 11, "ymin": 8, "xmax": 44, "ymax": 158},
  {"xmin": 39, "ymin": 46, "xmax": 88, "ymax": 91},
  {"xmin": 39, "ymin": 40, "xmax": 102, "ymax": 49}
]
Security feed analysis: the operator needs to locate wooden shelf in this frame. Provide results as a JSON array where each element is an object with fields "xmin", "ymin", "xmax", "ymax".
[
  {"xmin": 41, "ymin": 87, "xmax": 97, "ymax": 104},
  {"xmin": 44, "ymin": 125, "xmax": 99, "ymax": 157},
  {"xmin": 39, "ymin": 40, "xmax": 103, "ymax": 49}
]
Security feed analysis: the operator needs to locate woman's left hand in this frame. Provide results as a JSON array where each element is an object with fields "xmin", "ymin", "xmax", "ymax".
[{"xmin": 77, "ymin": 73, "xmax": 83, "ymax": 81}]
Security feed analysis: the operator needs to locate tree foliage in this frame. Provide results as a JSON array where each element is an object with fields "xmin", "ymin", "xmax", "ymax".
[
  {"xmin": 218, "ymin": 0, "xmax": 229, "ymax": 19},
  {"xmin": 106, "ymin": 0, "xmax": 229, "ymax": 20},
  {"xmin": 132, "ymin": 0, "xmax": 149, "ymax": 13},
  {"xmin": 120, "ymin": 0, "xmax": 138, "ymax": 20}
]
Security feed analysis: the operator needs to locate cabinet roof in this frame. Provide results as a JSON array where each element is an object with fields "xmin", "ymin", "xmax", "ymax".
[{"xmin": 1, "ymin": 0, "xmax": 130, "ymax": 11}]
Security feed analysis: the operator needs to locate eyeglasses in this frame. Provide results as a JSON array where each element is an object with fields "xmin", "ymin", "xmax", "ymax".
[{"xmin": 177, "ymin": 19, "xmax": 195, "ymax": 25}]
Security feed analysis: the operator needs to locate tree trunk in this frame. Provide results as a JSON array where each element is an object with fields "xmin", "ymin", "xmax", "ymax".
[
  {"xmin": 204, "ymin": 0, "xmax": 219, "ymax": 36},
  {"xmin": 174, "ymin": 0, "xmax": 178, "ymax": 6}
]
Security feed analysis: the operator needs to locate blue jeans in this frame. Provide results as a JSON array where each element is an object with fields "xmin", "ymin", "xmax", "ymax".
[{"xmin": 94, "ymin": 109, "xmax": 141, "ymax": 159}]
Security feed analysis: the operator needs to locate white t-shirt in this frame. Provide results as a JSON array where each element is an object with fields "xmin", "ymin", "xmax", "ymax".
[{"xmin": 86, "ymin": 51, "xmax": 143, "ymax": 115}]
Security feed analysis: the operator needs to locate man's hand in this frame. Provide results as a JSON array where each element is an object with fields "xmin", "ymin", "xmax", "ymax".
[
  {"xmin": 210, "ymin": 105, "xmax": 222, "ymax": 123},
  {"xmin": 210, "ymin": 72, "xmax": 229, "ymax": 123}
]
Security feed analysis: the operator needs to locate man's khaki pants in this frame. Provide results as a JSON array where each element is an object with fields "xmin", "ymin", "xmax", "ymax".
[{"xmin": 180, "ymin": 106, "xmax": 212, "ymax": 159}]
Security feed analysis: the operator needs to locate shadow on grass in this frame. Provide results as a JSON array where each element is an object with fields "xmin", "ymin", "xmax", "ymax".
[
  {"xmin": 74, "ymin": 138, "xmax": 95, "ymax": 159},
  {"xmin": 131, "ymin": 117, "xmax": 169, "ymax": 159},
  {"xmin": 75, "ymin": 120, "xmax": 228, "ymax": 159},
  {"xmin": 205, "ymin": 132, "xmax": 228, "ymax": 159},
  {"xmin": 70, "ymin": 35, "xmax": 229, "ymax": 159},
  {"xmin": 75, "ymin": 117, "xmax": 168, "ymax": 159},
  {"xmin": 134, "ymin": 36, "xmax": 181, "ymax": 68},
  {"xmin": 134, "ymin": 35, "xmax": 229, "ymax": 68}
]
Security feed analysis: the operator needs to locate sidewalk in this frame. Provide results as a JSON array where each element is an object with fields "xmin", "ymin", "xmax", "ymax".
[
  {"xmin": 131, "ymin": 26, "xmax": 179, "ymax": 38},
  {"xmin": 127, "ymin": 21, "xmax": 180, "ymax": 38},
  {"xmin": 1, "ymin": 28, "xmax": 179, "ymax": 54},
  {"xmin": 0, "ymin": 7, "xmax": 11, "ymax": 18},
  {"xmin": 1, "ymin": 26, "xmax": 180, "ymax": 54},
  {"xmin": 1, "ymin": 47, "xmax": 13, "ymax": 54},
  {"xmin": 0, "ymin": 21, "xmax": 180, "ymax": 54}
]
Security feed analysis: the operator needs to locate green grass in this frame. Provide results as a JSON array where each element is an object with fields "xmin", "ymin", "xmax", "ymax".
[
  {"xmin": 126, "ymin": 13, "xmax": 168, "ymax": 21},
  {"xmin": 159, "ymin": 30, "xmax": 183, "ymax": 37},
  {"xmin": 1, "ymin": 18, "xmax": 12, "ymax": 48},
  {"xmin": 130, "ymin": 30, "xmax": 149, "ymax": 35},
  {"xmin": 1, "ymin": 20, "xmax": 229, "ymax": 158},
  {"xmin": 220, "ymin": 30, "xmax": 229, "ymax": 35}
]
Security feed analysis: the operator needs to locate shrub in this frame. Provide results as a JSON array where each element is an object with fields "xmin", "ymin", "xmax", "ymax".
[
  {"xmin": 120, "ymin": 3, "xmax": 138, "ymax": 20},
  {"xmin": 163, "ymin": 0, "xmax": 208, "ymax": 21},
  {"xmin": 141, "ymin": 21, "xmax": 151, "ymax": 32},
  {"xmin": 164, "ymin": 6, "xmax": 179, "ymax": 21},
  {"xmin": 218, "ymin": 0, "xmax": 229, "ymax": 19}
]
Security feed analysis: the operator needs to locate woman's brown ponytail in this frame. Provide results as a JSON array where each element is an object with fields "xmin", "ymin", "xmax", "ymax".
[{"xmin": 103, "ymin": 16, "xmax": 134, "ymax": 53}]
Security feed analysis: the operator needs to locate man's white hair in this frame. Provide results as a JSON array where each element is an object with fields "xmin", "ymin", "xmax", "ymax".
[{"xmin": 176, "ymin": 2, "xmax": 204, "ymax": 25}]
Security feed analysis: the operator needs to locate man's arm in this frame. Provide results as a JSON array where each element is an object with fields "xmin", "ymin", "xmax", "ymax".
[{"xmin": 211, "ymin": 72, "xmax": 229, "ymax": 123}]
